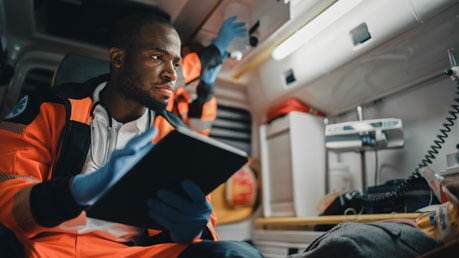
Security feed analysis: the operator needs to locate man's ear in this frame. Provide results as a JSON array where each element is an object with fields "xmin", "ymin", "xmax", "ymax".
[{"xmin": 109, "ymin": 48, "xmax": 124, "ymax": 68}]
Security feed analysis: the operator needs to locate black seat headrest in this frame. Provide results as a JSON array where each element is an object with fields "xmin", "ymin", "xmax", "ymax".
[{"xmin": 52, "ymin": 52, "xmax": 109, "ymax": 87}]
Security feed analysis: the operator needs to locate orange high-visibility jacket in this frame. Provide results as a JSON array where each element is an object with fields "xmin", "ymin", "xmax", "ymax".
[{"xmin": 0, "ymin": 74, "xmax": 218, "ymax": 257}]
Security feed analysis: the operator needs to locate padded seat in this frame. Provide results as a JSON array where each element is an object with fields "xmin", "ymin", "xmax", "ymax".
[{"xmin": 52, "ymin": 52, "xmax": 109, "ymax": 86}]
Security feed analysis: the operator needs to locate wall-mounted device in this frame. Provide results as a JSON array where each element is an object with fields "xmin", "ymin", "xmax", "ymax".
[{"xmin": 325, "ymin": 118, "xmax": 404, "ymax": 152}]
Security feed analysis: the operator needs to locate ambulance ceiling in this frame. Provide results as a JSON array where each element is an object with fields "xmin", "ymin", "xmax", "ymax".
[
  {"xmin": 32, "ymin": 0, "xmax": 293, "ymax": 49},
  {"xmin": 3, "ymin": 0, "xmax": 331, "ymax": 76},
  {"xmin": 34, "ymin": 0, "xmax": 222, "ymax": 48}
]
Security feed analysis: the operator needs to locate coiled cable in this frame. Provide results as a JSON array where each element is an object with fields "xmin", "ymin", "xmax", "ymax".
[{"xmin": 359, "ymin": 79, "xmax": 459, "ymax": 206}]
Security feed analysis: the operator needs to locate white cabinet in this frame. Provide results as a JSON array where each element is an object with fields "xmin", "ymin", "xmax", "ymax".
[{"xmin": 260, "ymin": 111, "xmax": 325, "ymax": 217}]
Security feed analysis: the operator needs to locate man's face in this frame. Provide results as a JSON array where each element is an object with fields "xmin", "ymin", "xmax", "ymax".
[{"xmin": 116, "ymin": 23, "xmax": 182, "ymax": 111}]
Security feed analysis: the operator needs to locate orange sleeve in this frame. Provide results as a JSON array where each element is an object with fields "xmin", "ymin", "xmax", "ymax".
[
  {"xmin": 0, "ymin": 103, "xmax": 67, "ymax": 238},
  {"xmin": 181, "ymin": 52, "xmax": 201, "ymax": 85}
]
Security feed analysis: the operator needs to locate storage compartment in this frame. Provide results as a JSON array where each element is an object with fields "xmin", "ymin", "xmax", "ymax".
[
  {"xmin": 254, "ymin": 0, "xmax": 457, "ymax": 116},
  {"xmin": 260, "ymin": 111, "xmax": 325, "ymax": 217}
]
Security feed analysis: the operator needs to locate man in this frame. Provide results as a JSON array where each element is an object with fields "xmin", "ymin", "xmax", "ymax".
[{"xmin": 0, "ymin": 13, "xmax": 262, "ymax": 257}]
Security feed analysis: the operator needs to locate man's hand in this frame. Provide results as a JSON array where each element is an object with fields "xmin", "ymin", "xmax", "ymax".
[
  {"xmin": 212, "ymin": 16, "xmax": 247, "ymax": 57},
  {"xmin": 146, "ymin": 180, "xmax": 212, "ymax": 243},
  {"xmin": 71, "ymin": 127, "xmax": 157, "ymax": 206}
]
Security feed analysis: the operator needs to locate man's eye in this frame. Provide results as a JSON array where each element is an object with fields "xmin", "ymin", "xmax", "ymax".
[
  {"xmin": 151, "ymin": 55, "xmax": 163, "ymax": 61},
  {"xmin": 174, "ymin": 63, "xmax": 181, "ymax": 69}
]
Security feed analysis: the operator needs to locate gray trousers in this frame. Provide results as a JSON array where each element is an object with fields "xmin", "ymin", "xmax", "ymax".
[{"xmin": 287, "ymin": 221, "xmax": 440, "ymax": 258}]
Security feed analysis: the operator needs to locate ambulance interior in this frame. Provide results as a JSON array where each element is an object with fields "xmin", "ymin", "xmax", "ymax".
[{"xmin": 1, "ymin": 0, "xmax": 459, "ymax": 257}]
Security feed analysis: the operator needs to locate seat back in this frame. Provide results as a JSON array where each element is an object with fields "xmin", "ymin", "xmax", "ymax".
[{"xmin": 52, "ymin": 52, "xmax": 110, "ymax": 86}]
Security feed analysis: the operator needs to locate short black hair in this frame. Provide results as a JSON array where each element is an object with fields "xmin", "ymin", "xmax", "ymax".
[{"xmin": 110, "ymin": 13, "xmax": 175, "ymax": 49}]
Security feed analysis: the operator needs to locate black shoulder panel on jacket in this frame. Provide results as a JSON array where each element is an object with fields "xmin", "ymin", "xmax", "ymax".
[
  {"xmin": 3, "ymin": 74, "xmax": 109, "ymax": 125},
  {"xmin": 3, "ymin": 87, "xmax": 62, "ymax": 125}
]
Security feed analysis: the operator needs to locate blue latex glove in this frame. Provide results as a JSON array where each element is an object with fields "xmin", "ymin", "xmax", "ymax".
[
  {"xmin": 71, "ymin": 127, "xmax": 157, "ymax": 206},
  {"xmin": 201, "ymin": 64, "xmax": 222, "ymax": 85},
  {"xmin": 212, "ymin": 16, "xmax": 247, "ymax": 56},
  {"xmin": 146, "ymin": 180, "xmax": 212, "ymax": 243}
]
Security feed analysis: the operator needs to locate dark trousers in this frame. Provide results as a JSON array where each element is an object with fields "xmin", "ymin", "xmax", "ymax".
[{"xmin": 179, "ymin": 240, "xmax": 264, "ymax": 258}]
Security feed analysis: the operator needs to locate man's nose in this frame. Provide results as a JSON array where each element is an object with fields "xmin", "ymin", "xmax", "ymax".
[{"xmin": 161, "ymin": 62, "xmax": 177, "ymax": 82}]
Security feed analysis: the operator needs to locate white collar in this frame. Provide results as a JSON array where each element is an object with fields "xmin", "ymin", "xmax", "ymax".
[{"xmin": 91, "ymin": 81, "xmax": 154, "ymax": 132}]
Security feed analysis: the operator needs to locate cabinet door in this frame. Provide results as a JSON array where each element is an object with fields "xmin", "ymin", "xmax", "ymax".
[{"xmin": 260, "ymin": 112, "xmax": 325, "ymax": 217}]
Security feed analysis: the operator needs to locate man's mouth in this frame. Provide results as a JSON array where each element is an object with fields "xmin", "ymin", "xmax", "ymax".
[
  {"xmin": 158, "ymin": 87, "xmax": 173, "ymax": 98},
  {"xmin": 155, "ymin": 84, "xmax": 174, "ymax": 98}
]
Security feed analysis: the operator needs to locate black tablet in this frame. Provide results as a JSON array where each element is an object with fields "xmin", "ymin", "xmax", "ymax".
[{"xmin": 86, "ymin": 127, "xmax": 248, "ymax": 229}]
